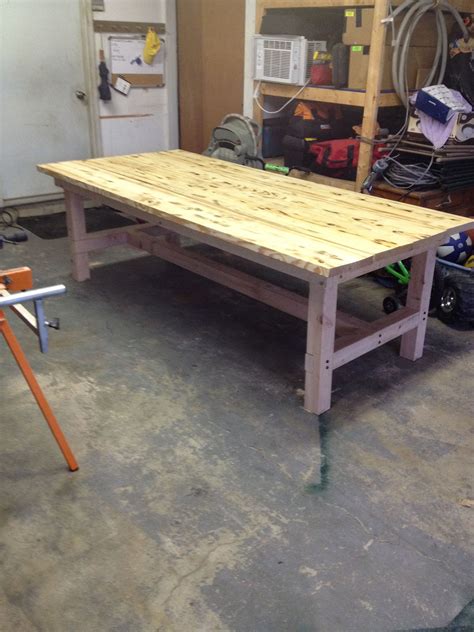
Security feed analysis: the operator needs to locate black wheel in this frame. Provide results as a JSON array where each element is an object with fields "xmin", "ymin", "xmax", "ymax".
[
  {"xmin": 436, "ymin": 270, "xmax": 474, "ymax": 323},
  {"xmin": 437, "ymin": 284, "xmax": 459, "ymax": 323},
  {"xmin": 431, "ymin": 264, "xmax": 447, "ymax": 310},
  {"xmin": 383, "ymin": 295, "xmax": 402, "ymax": 314}
]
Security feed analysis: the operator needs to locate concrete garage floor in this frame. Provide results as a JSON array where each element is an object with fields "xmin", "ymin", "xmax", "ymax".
[{"xmin": 0, "ymin": 229, "xmax": 473, "ymax": 632}]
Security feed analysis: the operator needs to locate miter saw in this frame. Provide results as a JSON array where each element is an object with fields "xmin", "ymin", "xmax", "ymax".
[{"xmin": 203, "ymin": 113, "xmax": 308, "ymax": 178}]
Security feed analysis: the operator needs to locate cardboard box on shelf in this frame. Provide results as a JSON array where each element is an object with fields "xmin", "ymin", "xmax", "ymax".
[
  {"xmin": 343, "ymin": 8, "xmax": 454, "ymax": 47},
  {"xmin": 348, "ymin": 45, "xmax": 437, "ymax": 91},
  {"xmin": 342, "ymin": 9, "xmax": 373, "ymax": 46}
]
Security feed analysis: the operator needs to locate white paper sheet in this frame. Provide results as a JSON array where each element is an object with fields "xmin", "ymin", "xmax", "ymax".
[{"xmin": 109, "ymin": 37, "xmax": 164, "ymax": 75}]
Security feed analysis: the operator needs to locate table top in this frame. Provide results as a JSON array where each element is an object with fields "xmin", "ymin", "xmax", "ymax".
[{"xmin": 38, "ymin": 150, "xmax": 474, "ymax": 278}]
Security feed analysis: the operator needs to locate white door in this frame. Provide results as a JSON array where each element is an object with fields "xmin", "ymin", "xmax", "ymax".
[{"xmin": 0, "ymin": 0, "xmax": 93, "ymax": 204}]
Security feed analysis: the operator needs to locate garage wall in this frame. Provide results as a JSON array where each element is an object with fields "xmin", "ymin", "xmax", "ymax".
[
  {"xmin": 177, "ymin": 0, "xmax": 245, "ymax": 154},
  {"xmin": 243, "ymin": 0, "xmax": 257, "ymax": 118},
  {"xmin": 94, "ymin": 0, "xmax": 179, "ymax": 156}
]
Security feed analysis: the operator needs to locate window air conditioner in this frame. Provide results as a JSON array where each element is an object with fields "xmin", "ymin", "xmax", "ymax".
[{"xmin": 254, "ymin": 35, "xmax": 308, "ymax": 86}]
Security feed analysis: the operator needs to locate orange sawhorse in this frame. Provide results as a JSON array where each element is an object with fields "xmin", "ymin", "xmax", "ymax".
[{"xmin": 0, "ymin": 268, "xmax": 78, "ymax": 471}]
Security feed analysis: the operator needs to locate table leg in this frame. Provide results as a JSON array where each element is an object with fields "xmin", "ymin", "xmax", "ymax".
[
  {"xmin": 400, "ymin": 248, "xmax": 437, "ymax": 361},
  {"xmin": 304, "ymin": 278, "xmax": 338, "ymax": 415},
  {"xmin": 64, "ymin": 190, "xmax": 90, "ymax": 282}
]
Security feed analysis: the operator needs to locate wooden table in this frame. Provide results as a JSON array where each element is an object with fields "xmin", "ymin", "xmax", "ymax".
[{"xmin": 38, "ymin": 151, "xmax": 474, "ymax": 414}]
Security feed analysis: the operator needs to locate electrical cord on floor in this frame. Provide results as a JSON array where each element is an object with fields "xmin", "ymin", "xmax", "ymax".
[
  {"xmin": 253, "ymin": 79, "xmax": 311, "ymax": 115},
  {"xmin": 0, "ymin": 208, "xmax": 28, "ymax": 245}
]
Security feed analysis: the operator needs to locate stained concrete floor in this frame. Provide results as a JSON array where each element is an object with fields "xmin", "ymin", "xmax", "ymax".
[{"xmin": 0, "ymin": 229, "xmax": 473, "ymax": 632}]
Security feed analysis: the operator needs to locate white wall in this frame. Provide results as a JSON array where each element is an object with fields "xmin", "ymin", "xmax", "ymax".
[
  {"xmin": 243, "ymin": 0, "xmax": 256, "ymax": 118},
  {"xmin": 94, "ymin": 0, "xmax": 179, "ymax": 156}
]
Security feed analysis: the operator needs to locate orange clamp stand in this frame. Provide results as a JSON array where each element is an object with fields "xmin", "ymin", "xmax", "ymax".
[{"xmin": 0, "ymin": 267, "xmax": 78, "ymax": 472}]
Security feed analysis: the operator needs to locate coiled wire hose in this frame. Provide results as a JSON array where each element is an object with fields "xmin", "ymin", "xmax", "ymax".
[{"xmin": 388, "ymin": 0, "xmax": 469, "ymax": 107}]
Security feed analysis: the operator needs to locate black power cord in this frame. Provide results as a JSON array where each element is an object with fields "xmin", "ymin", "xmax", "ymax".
[{"xmin": 0, "ymin": 208, "xmax": 28, "ymax": 247}]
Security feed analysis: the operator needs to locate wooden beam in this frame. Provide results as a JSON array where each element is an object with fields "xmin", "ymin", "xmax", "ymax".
[
  {"xmin": 75, "ymin": 232, "xmax": 128, "ymax": 254},
  {"xmin": 333, "ymin": 307, "xmax": 419, "ymax": 369},
  {"xmin": 260, "ymin": 83, "xmax": 401, "ymax": 108},
  {"xmin": 355, "ymin": 0, "xmax": 391, "ymax": 191},
  {"xmin": 127, "ymin": 231, "xmax": 377, "ymax": 340},
  {"xmin": 73, "ymin": 222, "xmax": 157, "ymax": 254},
  {"xmin": 335, "ymin": 236, "xmax": 445, "ymax": 283},
  {"xmin": 336, "ymin": 310, "xmax": 372, "ymax": 334},
  {"xmin": 253, "ymin": 2, "xmax": 267, "ymax": 127},
  {"xmin": 261, "ymin": 83, "xmax": 364, "ymax": 107},
  {"xmin": 0, "ymin": 290, "xmax": 37, "ymax": 333},
  {"xmin": 64, "ymin": 191, "xmax": 90, "ymax": 282},
  {"xmin": 10, "ymin": 303, "xmax": 37, "ymax": 333},
  {"xmin": 261, "ymin": 0, "xmax": 374, "ymax": 7},
  {"xmin": 400, "ymin": 249, "xmax": 437, "ymax": 361},
  {"xmin": 261, "ymin": 0, "xmax": 470, "ymax": 10},
  {"xmin": 127, "ymin": 231, "xmax": 310, "ymax": 320},
  {"xmin": 304, "ymin": 278, "xmax": 338, "ymax": 414},
  {"xmin": 93, "ymin": 20, "xmax": 165, "ymax": 34}
]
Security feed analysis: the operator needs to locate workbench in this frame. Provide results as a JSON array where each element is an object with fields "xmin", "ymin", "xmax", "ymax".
[{"xmin": 38, "ymin": 151, "xmax": 474, "ymax": 414}]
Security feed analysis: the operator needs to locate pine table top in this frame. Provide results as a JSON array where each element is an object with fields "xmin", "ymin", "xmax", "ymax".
[{"xmin": 38, "ymin": 150, "xmax": 474, "ymax": 278}]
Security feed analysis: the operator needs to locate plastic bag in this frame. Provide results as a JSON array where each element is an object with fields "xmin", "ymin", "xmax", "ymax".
[{"xmin": 143, "ymin": 28, "xmax": 161, "ymax": 65}]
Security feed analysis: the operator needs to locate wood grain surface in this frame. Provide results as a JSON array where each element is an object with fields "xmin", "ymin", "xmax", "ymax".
[{"xmin": 38, "ymin": 150, "xmax": 474, "ymax": 278}]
